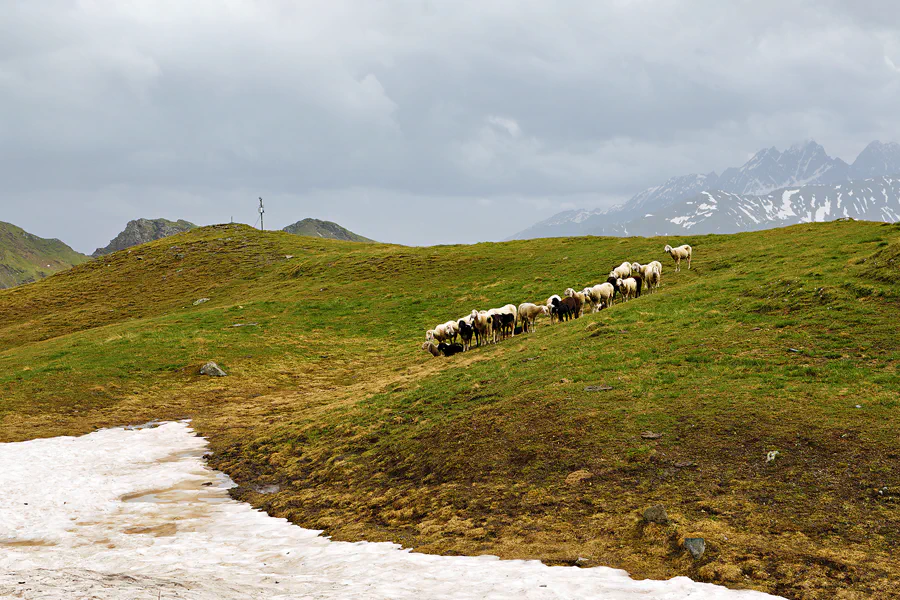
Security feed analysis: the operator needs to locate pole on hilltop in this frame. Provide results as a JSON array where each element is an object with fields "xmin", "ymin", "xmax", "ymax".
[{"xmin": 258, "ymin": 197, "xmax": 265, "ymax": 231}]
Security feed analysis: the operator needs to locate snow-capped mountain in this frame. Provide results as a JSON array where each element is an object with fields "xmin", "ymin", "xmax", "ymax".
[
  {"xmin": 848, "ymin": 141, "xmax": 900, "ymax": 180},
  {"xmin": 509, "ymin": 140, "xmax": 900, "ymax": 240},
  {"xmin": 714, "ymin": 141, "xmax": 849, "ymax": 196},
  {"xmin": 624, "ymin": 177, "xmax": 900, "ymax": 237}
]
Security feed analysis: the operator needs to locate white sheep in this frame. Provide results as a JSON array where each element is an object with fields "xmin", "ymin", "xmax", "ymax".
[
  {"xmin": 583, "ymin": 283, "xmax": 615, "ymax": 312},
  {"xmin": 517, "ymin": 302, "xmax": 549, "ymax": 332},
  {"xmin": 617, "ymin": 277, "xmax": 638, "ymax": 301},
  {"xmin": 471, "ymin": 309, "xmax": 493, "ymax": 346},
  {"xmin": 664, "ymin": 244, "xmax": 692, "ymax": 272},
  {"xmin": 610, "ymin": 261, "xmax": 632, "ymax": 280},
  {"xmin": 631, "ymin": 262, "xmax": 661, "ymax": 294},
  {"xmin": 564, "ymin": 287, "xmax": 586, "ymax": 317},
  {"xmin": 426, "ymin": 321, "xmax": 456, "ymax": 344}
]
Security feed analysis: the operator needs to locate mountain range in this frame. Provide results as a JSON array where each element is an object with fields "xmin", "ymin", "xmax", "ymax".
[{"xmin": 511, "ymin": 140, "xmax": 900, "ymax": 239}]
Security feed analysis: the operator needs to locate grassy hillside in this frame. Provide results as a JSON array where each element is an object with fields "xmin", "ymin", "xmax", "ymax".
[
  {"xmin": 0, "ymin": 221, "xmax": 89, "ymax": 289},
  {"xmin": 283, "ymin": 218, "xmax": 374, "ymax": 242},
  {"xmin": 0, "ymin": 221, "xmax": 898, "ymax": 599}
]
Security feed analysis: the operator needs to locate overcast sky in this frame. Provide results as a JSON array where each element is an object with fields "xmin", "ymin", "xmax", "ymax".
[{"xmin": 2, "ymin": 1, "xmax": 900, "ymax": 252}]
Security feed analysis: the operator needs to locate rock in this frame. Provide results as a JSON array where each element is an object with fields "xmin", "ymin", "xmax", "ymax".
[
  {"xmin": 640, "ymin": 431, "xmax": 663, "ymax": 439},
  {"xmin": 643, "ymin": 505, "xmax": 669, "ymax": 524},
  {"xmin": 200, "ymin": 362, "xmax": 227, "ymax": 377},
  {"xmin": 684, "ymin": 537, "xmax": 706, "ymax": 559},
  {"xmin": 565, "ymin": 470, "xmax": 594, "ymax": 485},
  {"xmin": 193, "ymin": 298, "xmax": 210, "ymax": 306},
  {"xmin": 584, "ymin": 385, "xmax": 613, "ymax": 392},
  {"xmin": 674, "ymin": 461, "xmax": 696, "ymax": 468}
]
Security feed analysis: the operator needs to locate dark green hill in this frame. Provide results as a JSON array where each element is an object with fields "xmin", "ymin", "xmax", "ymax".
[
  {"xmin": 283, "ymin": 218, "xmax": 373, "ymax": 242},
  {"xmin": 0, "ymin": 221, "xmax": 88, "ymax": 289}
]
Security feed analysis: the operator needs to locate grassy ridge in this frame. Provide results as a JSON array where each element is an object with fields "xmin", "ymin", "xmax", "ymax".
[
  {"xmin": 0, "ymin": 222, "xmax": 898, "ymax": 599},
  {"xmin": 0, "ymin": 221, "xmax": 88, "ymax": 289}
]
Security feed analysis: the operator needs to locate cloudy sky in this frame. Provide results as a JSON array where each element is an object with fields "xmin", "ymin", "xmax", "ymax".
[{"xmin": 2, "ymin": 1, "xmax": 900, "ymax": 252}]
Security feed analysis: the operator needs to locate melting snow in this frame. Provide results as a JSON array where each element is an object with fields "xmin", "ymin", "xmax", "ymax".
[{"xmin": 0, "ymin": 423, "xmax": 784, "ymax": 599}]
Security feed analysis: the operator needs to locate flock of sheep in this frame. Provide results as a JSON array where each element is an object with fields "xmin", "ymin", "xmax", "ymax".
[{"xmin": 421, "ymin": 244, "xmax": 693, "ymax": 357}]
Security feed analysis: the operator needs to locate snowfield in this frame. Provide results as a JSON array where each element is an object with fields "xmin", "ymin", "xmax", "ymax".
[{"xmin": 0, "ymin": 422, "xmax": 784, "ymax": 599}]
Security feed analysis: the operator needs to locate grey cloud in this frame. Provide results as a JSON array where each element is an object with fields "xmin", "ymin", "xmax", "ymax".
[{"xmin": 2, "ymin": 1, "xmax": 900, "ymax": 252}]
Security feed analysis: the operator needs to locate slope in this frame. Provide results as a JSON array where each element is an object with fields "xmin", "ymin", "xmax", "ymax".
[
  {"xmin": 0, "ymin": 221, "xmax": 89, "ymax": 289},
  {"xmin": 0, "ymin": 222, "xmax": 898, "ymax": 599},
  {"xmin": 283, "ymin": 218, "xmax": 374, "ymax": 242}
]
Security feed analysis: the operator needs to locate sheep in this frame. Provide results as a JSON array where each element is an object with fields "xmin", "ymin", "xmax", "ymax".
[
  {"xmin": 421, "ymin": 341, "xmax": 465, "ymax": 357},
  {"xmin": 617, "ymin": 277, "xmax": 639, "ymax": 301},
  {"xmin": 643, "ymin": 264, "xmax": 660, "ymax": 293},
  {"xmin": 457, "ymin": 319, "xmax": 474, "ymax": 351},
  {"xmin": 605, "ymin": 275, "xmax": 621, "ymax": 304},
  {"xmin": 552, "ymin": 296, "xmax": 579, "ymax": 321},
  {"xmin": 517, "ymin": 302, "xmax": 550, "ymax": 332},
  {"xmin": 489, "ymin": 310, "xmax": 505, "ymax": 343},
  {"xmin": 664, "ymin": 244, "xmax": 692, "ymax": 272},
  {"xmin": 489, "ymin": 304, "xmax": 519, "ymax": 341},
  {"xmin": 471, "ymin": 309, "xmax": 493, "ymax": 346},
  {"xmin": 421, "ymin": 341, "xmax": 440, "ymax": 357},
  {"xmin": 426, "ymin": 320, "xmax": 458, "ymax": 344},
  {"xmin": 546, "ymin": 295, "xmax": 561, "ymax": 323},
  {"xmin": 564, "ymin": 288, "xmax": 586, "ymax": 317},
  {"xmin": 583, "ymin": 283, "xmax": 615, "ymax": 312},
  {"xmin": 438, "ymin": 342, "xmax": 465, "ymax": 357},
  {"xmin": 610, "ymin": 261, "xmax": 632, "ymax": 280},
  {"xmin": 497, "ymin": 312, "xmax": 516, "ymax": 339}
]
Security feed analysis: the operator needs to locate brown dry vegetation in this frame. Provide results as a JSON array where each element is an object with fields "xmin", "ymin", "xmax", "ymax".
[{"xmin": 1, "ymin": 221, "xmax": 899, "ymax": 599}]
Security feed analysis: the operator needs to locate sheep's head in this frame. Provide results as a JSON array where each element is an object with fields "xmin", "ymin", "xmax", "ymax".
[
  {"xmin": 664, "ymin": 244, "xmax": 673, "ymax": 253},
  {"xmin": 564, "ymin": 288, "xmax": 575, "ymax": 297},
  {"xmin": 616, "ymin": 278, "xmax": 624, "ymax": 289},
  {"xmin": 470, "ymin": 309, "xmax": 479, "ymax": 319},
  {"xmin": 540, "ymin": 305, "xmax": 550, "ymax": 315},
  {"xmin": 551, "ymin": 297, "xmax": 561, "ymax": 307},
  {"xmin": 631, "ymin": 262, "xmax": 641, "ymax": 272},
  {"xmin": 425, "ymin": 330, "xmax": 435, "ymax": 341}
]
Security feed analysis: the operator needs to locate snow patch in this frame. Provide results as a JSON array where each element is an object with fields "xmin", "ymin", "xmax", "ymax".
[{"xmin": 0, "ymin": 423, "xmax": 784, "ymax": 599}]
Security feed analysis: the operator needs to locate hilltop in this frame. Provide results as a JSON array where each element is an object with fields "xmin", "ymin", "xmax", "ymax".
[
  {"xmin": 0, "ymin": 221, "xmax": 88, "ymax": 289},
  {"xmin": 0, "ymin": 222, "xmax": 898, "ymax": 598},
  {"xmin": 283, "ymin": 218, "xmax": 373, "ymax": 242},
  {"xmin": 93, "ymin": 218, "xmax": 196, "ymax": 257}
]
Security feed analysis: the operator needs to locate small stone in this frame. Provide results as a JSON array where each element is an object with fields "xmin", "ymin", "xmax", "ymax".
[
  {"xmin": 684, "ymin": 537, "xmax": 706, "ymax": 559},
  {"xmin": 643, "ymin": 505, "xmax": 669, "ymax": 524},
  {"xmin": 565, "ymin": 470, "xmax": 593, "ymax": 485},
  {"xmin": 674, "ymin": 461, "xmax": 696, "ymax": 468},
  {"xmin": 193, "ymin": 298, "xmax": 210, "ymax": 306},
  {"xmin": 200, "ymin": 361, "xmax": 227, "ymax": 377},
  {"xmin": 584, "ymin": 385, "xmax": 613, "ymax": 392},
  {"xmin": 641, "ymin": 431, "xmax": 663, "ymax": 439},
  {"xmin": 560, "ymin": 378, "xmax": 571, "ymax": 384}
]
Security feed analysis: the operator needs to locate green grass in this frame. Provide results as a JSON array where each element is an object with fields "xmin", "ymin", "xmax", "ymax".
[
  {"xmin": 1, "ymin": 221, "xmax": 899, "ymax": 599},
  {"xmin": 0, "ymin": 221, "xmax": 89, "ymax": 288}
]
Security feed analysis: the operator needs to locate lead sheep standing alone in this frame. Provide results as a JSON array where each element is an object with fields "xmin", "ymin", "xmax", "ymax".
[{"xmin": 664, "ymin": 244, "xmax": 692, "ymax": 272}]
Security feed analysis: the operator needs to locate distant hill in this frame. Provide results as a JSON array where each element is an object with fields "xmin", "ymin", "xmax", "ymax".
[
  {"xmin": 0, "ymin": 221, "xmax": 88, "ymax": 289},
  {"xmin": 282, "ymin": 218, "xmax": 373, "ymax": 242},
  {"xmin": 511, "ymin": 140, "xmax": 900, "ymax": 239},
  {"xmin": 93, "ymin": 218, "xmax": 197, "ymax": 257}
]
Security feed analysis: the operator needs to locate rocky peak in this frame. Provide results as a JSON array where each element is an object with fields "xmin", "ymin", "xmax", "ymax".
[{"xmin": 92, "ymin": 218, "xmax": 196, "ymax": 257}]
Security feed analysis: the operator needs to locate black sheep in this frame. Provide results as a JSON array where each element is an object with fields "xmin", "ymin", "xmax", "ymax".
[
  {"xmin": 438, "ymin": 342, "xmax": 465, "ymax": 357},
  {"xmin": 457, "ymin": 319, "xmax": 474, "ymax": 350},
  {"xmin": 606, "ymin": 275, "xmax": 620, "ymax": 304},
  {"xmin": 552, "ymin": 296, "xmax": 579, "ymax": 322}
]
